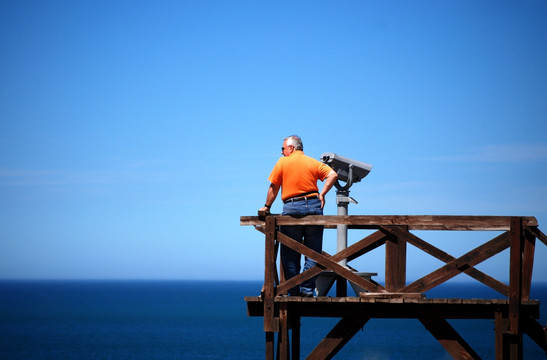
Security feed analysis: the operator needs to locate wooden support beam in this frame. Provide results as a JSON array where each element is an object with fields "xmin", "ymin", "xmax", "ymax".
[
  {"xmin": 509, "ymin": 218, "xmax": 523, "ymax": 335},
  {"xmin": 246, "ymin": 297, "xmax": 540, "ymax": 320},
  {"xmin": 496, "ymin": 316, "xmax": 524, "ymax": 360},
  {"xmin": 506, "ymin": 333, "xmax": 523, "ymax": 360},
  {"xmin": 403, "ymin": 231, "xmax": 510, "ymax": 294},
  {"xmin": 522, "ymin": 230, "xmax": 536, "ymax": 300},
  {"xmin": 384, "ymin": 225, "xmax": 510, "ymax": 295},
  {"xmin": 495, "ymin": 311, "xmax": 507, "ymax": 360},
  {"xmin": 266, "ymin": 332, "xmax": 275, "ymax": 360},
  {"xmin": 292, "ymin": 316, "xmax": 301, "ymax": 360},
  {"xmin": 306, "ymin": 316, "xmax": 370, "ymax": 360},
  {"xmin": 525, "ymin": 226, "xmax": 547, "ymax": 246},
  {"xmin": 346, "ymin": 229, "xmax": 387, "ymax": 262},
  {"xmin": 278, "ymin": 302, "xmax": 290, "ymax": 360},
  {"xmin": 522, "ymin": 316, "xmax": 547, "ymax": 354},
  {"xmin": 276, "ymin": 231, "xmax": 385, "ymax": 293},
  {"xmin": 508, "ymin": 217, "xmax": 524, "ymax": 360},
  {"xmin": 264, "ymin": 216, "xmax": 278, "ymax": 332},
  {"xmin": 384, "ymin": 226, "xmax": 407, "ymax": 292},
  {"xmin": 420, "ymin": 317, "xmax": 481, "ymax": 359},
  {"xmin": 275, "ymin": 231, "xmax": 387, "ymax": 295}
]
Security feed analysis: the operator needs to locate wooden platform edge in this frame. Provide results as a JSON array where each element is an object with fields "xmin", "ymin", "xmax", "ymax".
[{"xmin": 244, "ymin": 296, "xmax": 541, "ymax": 319}]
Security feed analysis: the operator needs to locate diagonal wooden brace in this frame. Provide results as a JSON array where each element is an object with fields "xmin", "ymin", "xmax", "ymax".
[
  {"xmin": 382, "ymin": 225, "xmax": 510, "ymax": 296},
  {"xmin": 276, "ymin": 231, "xmax": 385, "ymax": 294},
  {"xmin": 403, "ymin": 231, "xmax": 511, "ymax": 294},
  {"xmin": 276, "ymin": 230, "xmax": 387, "ymax": 295}
]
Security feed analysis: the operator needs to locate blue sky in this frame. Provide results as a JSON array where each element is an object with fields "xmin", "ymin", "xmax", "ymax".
[{"xmin": 1, "ymin": 1, "xmax": 546, "ymax": 284}]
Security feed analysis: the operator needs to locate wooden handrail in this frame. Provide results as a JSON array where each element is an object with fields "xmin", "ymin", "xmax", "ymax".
[
  {"xmin": 242, "ymin": 214, "xmax": 544, "ymax": 298},
  {"xmin": 241, "ymin": 215, "xmax": 538, "ymax": 231}
]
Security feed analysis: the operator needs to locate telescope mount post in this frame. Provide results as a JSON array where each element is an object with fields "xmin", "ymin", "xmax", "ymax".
[{"xmin": 334, "ymin": 165, "xmax": 356, "ymax": 296}]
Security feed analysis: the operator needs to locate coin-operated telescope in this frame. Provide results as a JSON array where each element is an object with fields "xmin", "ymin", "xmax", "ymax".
[
  {"xmin": 319, "ymin": 153, "xmax": 373, "ymax": 296},
  {"xmin": 320, "ymin": 153, "xmax": 372, "ymax": 191}
]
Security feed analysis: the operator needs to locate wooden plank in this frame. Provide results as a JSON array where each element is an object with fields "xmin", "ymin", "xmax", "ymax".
[
  {"xmin": 403, "ymin": 231, "xmax": 510, "ymax": 294},
  {"xmin": 241, "ymin": 215, "xmax": 538, "ymax": 230},
  {"xmin": 246, "ymin": 295, "xmax": 541, "ymax": 308},
  {"xmin": 245, "ymin": 297, "xmax": 540, "ymax": 320},
  {"xmin": 420, "ymin": 317, "xmax": 481, "ymax": 359},
  {"xmin": 360, "ymin": 292, "xmax": 424, "ymax": 299},
  {"xmin": 306, "ymin": 316, "xmax": 370, "ymax": 360},
  {"xmin": 384, "ymin": 225, "xmax": 510, "ymax": 296},
  {"xmin": 241, "ymin": 216, "xmax": 266, "ymax": 226}
]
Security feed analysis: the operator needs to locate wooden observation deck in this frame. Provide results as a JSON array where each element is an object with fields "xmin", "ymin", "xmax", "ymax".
[{"xmin": 241, "ymin": 215, "xmax": 547, "ymax": 359}]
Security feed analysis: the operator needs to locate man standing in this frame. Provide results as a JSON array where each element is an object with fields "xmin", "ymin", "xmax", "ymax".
[{"xmin": 259, "ymin": 135, "xmax": 338, "ymax": 296}]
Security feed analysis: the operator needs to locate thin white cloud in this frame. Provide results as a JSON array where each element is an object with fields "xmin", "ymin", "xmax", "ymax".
[{"xmin": 423, "ymin": 143, "xmax": 547, "ymax": 163}]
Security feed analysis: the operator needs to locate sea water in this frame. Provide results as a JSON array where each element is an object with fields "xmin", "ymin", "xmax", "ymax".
[{"xmin": 1, "ymin": 281, "xmax": 545, "ymax": 359}]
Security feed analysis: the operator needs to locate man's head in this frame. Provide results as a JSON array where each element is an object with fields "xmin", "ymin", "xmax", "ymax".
[{"xmin": 282, "ymin": 135, "xmax": 303, "ymax": 156}]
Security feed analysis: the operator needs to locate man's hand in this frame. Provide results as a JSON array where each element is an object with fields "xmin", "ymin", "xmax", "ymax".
[
  {"xmin": 319, "ymin": 170, "xmax": 338, "ymax": 209},
  {"xmin": 319, "ymin": 194, "xmax": 326, "ymax": 209},
  {"xmin": 258, "ymin": 206, "xmax": 270, "ymax": 217}
]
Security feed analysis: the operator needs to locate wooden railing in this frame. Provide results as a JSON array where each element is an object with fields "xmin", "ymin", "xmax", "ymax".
[{"xmin": 241, "ymin": 215, "xmax": 547, "ymax": 359}]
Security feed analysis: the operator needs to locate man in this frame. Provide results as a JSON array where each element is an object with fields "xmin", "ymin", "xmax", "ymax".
[{"xmin": 259, "ymin": 135, "xmax": 338, "ymax": 296}]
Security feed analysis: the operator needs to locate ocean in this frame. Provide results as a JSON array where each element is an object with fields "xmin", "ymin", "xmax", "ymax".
[{"xmin": 0, "ymin": 281, "xmax": 545, "ymax": 360}]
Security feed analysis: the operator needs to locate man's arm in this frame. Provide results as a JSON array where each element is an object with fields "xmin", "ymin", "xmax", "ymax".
[
  {"xmin": 319, "ymin": 170, "xmax": 338, "ymax": 209},
  {"xmin": 259, "ymin": 183, "xmax": 280, "ymax": 213}
]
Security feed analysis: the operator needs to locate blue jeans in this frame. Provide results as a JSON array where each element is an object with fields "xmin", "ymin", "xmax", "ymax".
[{"xmin": 280, "ymin": 197, "xmax": 323, "ymax": 296}]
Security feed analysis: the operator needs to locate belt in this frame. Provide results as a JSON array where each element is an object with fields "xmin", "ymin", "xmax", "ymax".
[{"xmin": 283, "ymin": 194, "xmax": 319, "ymax": 204}]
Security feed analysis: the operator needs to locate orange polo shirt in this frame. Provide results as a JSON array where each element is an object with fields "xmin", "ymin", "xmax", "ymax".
[{"xmin": 268, "ymin": 150, "xmax": 333, "ymax": 201}]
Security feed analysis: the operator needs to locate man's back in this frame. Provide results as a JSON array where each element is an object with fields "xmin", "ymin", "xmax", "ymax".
[{"xmin": 269, "ymin": 150, "xmax": 332, "ymax": 201}]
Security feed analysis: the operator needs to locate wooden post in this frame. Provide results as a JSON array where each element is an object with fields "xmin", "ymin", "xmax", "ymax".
[
  {"xmin": 279, "ymin": 302, "xmax": 290, "ymax": 360},
  {"xmin": 495, "ymin": 310, "xmax": 505, "ymax": 360},
  {"xmin": 508, "ymin": 217, "xmax": 524, "ymax": 359},
  {"xmin": 291, "ymin": 315, "xmax": 300, "ymax": 360},
  {"xmin": 336, "ymin": 275, "xmax": 347, "ymax": 297},
  {"xmin": 264, "ymin": 216, "xmax": 278, "ymax": 359},
  {"xmin": 385, "ymin": 226, "xmax": 407, "ymax": 292},
  {"xmin": 266, "ymin": 332, "xmax": 275, "ymax": 360},
  {"xmin": 521, "ymin": 228, "xmax": 536, "ymax": 301}
]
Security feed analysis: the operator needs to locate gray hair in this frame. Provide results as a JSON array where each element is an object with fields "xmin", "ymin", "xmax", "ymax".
[{"xmin": 284, "ymin": 135, "xmax": 303, "ymax": 150}]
